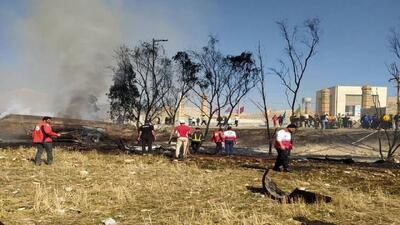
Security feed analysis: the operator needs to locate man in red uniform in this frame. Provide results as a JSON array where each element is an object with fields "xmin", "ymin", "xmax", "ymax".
[
  {"xmin": 211, "ymin": 128, "xmax": 224, "ymax": 154},
  {"xmin": 273, "ymin": 124, "xmax": 297, "ymax": 172},
  {"xmin": 33, "ymin": 116, "xmax": 61, "ymax": 165},
  {"xmin": 174, "ymin": 120, "xmax": 192, "ymax": 161}
]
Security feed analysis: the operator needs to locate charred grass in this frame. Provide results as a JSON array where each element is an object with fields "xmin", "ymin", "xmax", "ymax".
[{"xmin": 1, "ymin": 147, "xmax": 400, "ymax": 225}]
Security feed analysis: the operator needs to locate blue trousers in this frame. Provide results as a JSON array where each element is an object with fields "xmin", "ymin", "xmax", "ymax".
[{"xmin": 225, "ymin": 140, "xmax": 234, "ymax": 155}]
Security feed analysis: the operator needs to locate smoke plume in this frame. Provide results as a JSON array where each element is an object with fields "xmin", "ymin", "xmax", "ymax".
[{"xmin": 17, "ymin": 0, "xmax": 122, "ymax": 120}]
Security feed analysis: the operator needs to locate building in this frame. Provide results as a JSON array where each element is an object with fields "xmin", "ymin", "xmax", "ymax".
[{"xmin": 316, "ymin": 85, "xmax": 387, "ymax": 118}]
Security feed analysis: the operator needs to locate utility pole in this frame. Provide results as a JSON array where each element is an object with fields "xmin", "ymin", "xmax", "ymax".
[{"xmin": 146, "ymin": 38, "xmax": 167, "ymax": 121}]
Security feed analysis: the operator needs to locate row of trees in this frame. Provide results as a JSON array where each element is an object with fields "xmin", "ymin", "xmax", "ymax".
[{"xmin": 107, "ymin": 18, "xmax": 321, "ymax": 142}]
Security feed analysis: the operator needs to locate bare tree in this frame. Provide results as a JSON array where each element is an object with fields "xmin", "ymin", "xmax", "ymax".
[
  {"xmin": 130, "ymin": 41, "xmax": 172, "ymax": 126},
  {"xmin": 224, "ymin": 52, "xmax": 259, "ymax": 120},
  {"xmin": 162, "ymin": 51, "xmax": 200, "ymax": 125},
  {"xmin": 190, "ymin": 36, "xmax": 230, "ymax": 137},
  {"xmin": 252, "ymin": 43, "xmax": 274, "ymax": 155},
  {"xmin": 372, "ymin": 92, "xmax": 400, "ymax": 161},
  {"xmin": 271, "ymin": 18, "xmax": 321, "ymax": 116}
]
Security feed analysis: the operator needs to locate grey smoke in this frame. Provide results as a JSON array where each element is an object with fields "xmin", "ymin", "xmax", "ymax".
[
  {"xmin": 17, "ymin": 0, "xmax": 122, "ymax": 120},
  {"xmin": 0, "ymin": 0, "xmax": 214, "ymax": 120}
]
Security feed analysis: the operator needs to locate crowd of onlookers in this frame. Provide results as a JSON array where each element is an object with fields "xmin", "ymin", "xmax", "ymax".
[{"xmin": 280, "ymin": 113, "xmax": 400, "ymax": 130}]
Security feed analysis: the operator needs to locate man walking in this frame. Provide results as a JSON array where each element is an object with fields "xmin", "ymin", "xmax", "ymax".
[
  {"xmin": 32, "ymin": 116, "xmax": 61, "ymax": 165},
  {"xmin": 137, "ymin": 120, "xmax": 156, "ymax": 154},
  {"xmin": 174, "ymin": 120, "xmax": 192, "ymax": 161},
  {"xmin": 273, "ymin": 124, "xmax": 297, "ymax": 172},
  {"xmin": 223, "ymin": 126, "xmax": 237, "ymax": 156}
]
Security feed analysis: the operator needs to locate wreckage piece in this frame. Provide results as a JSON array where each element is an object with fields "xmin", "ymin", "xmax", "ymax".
[
  {"xmin": 117, "ymin": 139, "xmax": 169, "ymax": 154},
  {"xmin": 262, "ymin": 169, "xmax": 287, "ymax": 202},
  {"xmin": 288, "ymin": 188, "xmax": 332, "ymax": 204},
  {"xmin": 262, "ymin": 169, "xmax": 332, "ymax": 204},
  {"xmin": 307, "ymin": 156, "xmax": 354, "ymax": 164}
]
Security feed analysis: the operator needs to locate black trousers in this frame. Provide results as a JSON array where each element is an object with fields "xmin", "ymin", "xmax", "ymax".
[
  {"xmin": 191, "ymin": 141, "xmax": 201, "ymax": 153},
  {"xmin": 35, "ymin": 143, "xmax": 53, "ymax": 164},
  {"xmin": 141, "ymin": 137, "xmax": 153, "ymax": 153},
  {"xmin": 215, "ymin": 142, "xmax": 223, "ymax": 154},
  {"xmin": 273, "ymin": 149, "xmax": 290, "ymax": 170}
]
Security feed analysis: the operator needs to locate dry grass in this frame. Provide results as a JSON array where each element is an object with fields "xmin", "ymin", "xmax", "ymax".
[{"xmin": 1, "ymin": 147, "xmax": 400, "ymax": 225}]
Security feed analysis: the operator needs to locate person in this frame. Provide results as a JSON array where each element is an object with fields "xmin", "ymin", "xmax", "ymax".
[
  {"xmin": 201, "ymin": 116, "xmax": 207, "ymax": 126},
  {"xmin": 223, "ymin": 126, "xmax": 237, "ymax": 156},
  {"xmin": 216, "ymin": 116, "xmax": 223, "ymax": 126},
  {"xmin": 272, "ymin": 114, "xmax": 278, "ymax": 128},
  {"xmin": 211, "ymin": 128, "xmax": 224, "ymax": 154},
  {"xmin": 234, "ymin": 116, "xmax": 239, "ymax": 127},
  {"xmin": 32, "ymin": 116, "xmax": 61, "ymax": 165},
  {"xmin": 190, "ymin": 127, "xmax": 203, "ymax": 153},
  {"xmin": 273, "ymin": 124, "xmax": 297, "ymax": 172},
  {"xmin": 137, "ymin": 120, "xmax": 156, "ymax": 154},
  {"xmin": 174, "ymin": 120, "xmax": 192, "ymax": 161},
  {"xmin": 196, "ymin": 117, "xmax": 200, "ymax": 126},
  {"xmin": 278, "ymin": 115, "xmax": 284, "ymax": 127},
  {"xmin": 394, "ymin": 113, "xmax": 400, "ymax": 130}
]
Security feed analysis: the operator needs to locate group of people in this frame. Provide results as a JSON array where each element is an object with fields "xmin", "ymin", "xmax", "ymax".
[
  {"xmin": 271, "ymin": 114, "xmax": 286, "ymax": 127},
  {"xmin": 32, "ymin": 116, "xmax": 297, "ymax": 172},
  {"xmin": 361, "ymin": 113, "xmax": 400, "ymax": 130}
]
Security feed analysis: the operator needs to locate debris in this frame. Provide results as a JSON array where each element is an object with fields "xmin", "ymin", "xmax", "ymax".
[
  {"xmin": 204, "ymin": 169, "xmax": 213, "ymax": 173},
  {"xmin": 64, "ymin": 187, "xmax": 73, "ymax": 192},
  {"xmin": 262, "ymin": 169, "xmax": 332, "ymax": 204},
  {"xmin": 17, "ymin": 207, "xmax": 26, "ymax": 211},
  {"xmin": 288, "ymin": 188, "xmax": 332, "ymax": 204},
  {"xmin": 102, "ymin": 218, "xmax": 117, "ymax": 225},
  {"xmin": 56, "ymin": 209, "xmax": 65, "ymax": 215},
  {"xmin": 79, "ymin": 170, "xmax": 89, "ymax": 176},
  {"xmin": 307, "ymin": 156, "xmax": 354, "ymax": 164},
  {"xmin": 124, "ymin": 159, "xmax": 135, "ymax": 163}
]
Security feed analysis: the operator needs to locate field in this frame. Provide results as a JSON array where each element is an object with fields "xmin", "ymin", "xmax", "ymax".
[{"xmin": 1, "ymin": 147, "xmax": 400, "ymax": 225}]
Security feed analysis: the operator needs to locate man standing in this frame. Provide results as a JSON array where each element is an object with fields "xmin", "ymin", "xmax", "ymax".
[
  {"xmin": 137, "ymin": 120, "xmax": 156, "ymax": 154},
  {"xmin": 32, "ymin": 116, "xmax": 61, "ymax": 165},
  {"xmin": 223, "ymin": 126, "xmax": 237, "ymax": 156},
  {"xmin": 211, "ymin": 128, "xmax": 224, "ymax": 154},
  {"xmin": 273, "ymin": 124, "xmax": 297, "ymax": 172},
  {"xmin": 234, "ymin": 116, "xmax": 239, "ymax": 127},
  {"xmin": 272, "ymin": 114, "xmax": 278, "ymax": 128},
  {"xmin": 190, "ymin": 127, "xmax": 203, "ymax": 153},
  {"xmin": 174, "ymin": 120, "xmax": 192, "ymax": 161}
]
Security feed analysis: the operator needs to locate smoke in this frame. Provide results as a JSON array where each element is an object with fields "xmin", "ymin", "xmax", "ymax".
[
  {"xmin": 0, "ymin": 0, "xmax": 215, "ymax": 120},
  {"xmin": 16, "ymin": 0, "xmax": 122, "ymax": 120}
]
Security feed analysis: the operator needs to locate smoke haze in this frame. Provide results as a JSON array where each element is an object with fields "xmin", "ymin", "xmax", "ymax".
[{"xmin": 0, "ymin": 0, "xmax": 214, "ymax": 120}]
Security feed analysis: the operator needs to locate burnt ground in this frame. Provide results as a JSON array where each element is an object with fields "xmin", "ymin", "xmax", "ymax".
[{"xmin": 0, "ymin": 114, "xmax": 397, "ymax": 163}]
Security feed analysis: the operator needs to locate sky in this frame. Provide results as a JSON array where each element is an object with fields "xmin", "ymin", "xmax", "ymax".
[{"xmin": 0, "ymin": 0, "xmax": 400, "ymax": 116}]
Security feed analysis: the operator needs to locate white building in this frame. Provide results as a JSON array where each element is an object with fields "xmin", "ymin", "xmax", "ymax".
[{"xmin": 316, "ymin": 85, "xmax": 387, "ymax": 119}]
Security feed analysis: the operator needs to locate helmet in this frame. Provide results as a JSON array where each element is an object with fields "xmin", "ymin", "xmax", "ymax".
[{"xmin": 382, "ymin": 114, "xmax": 390, "ymax": 122}]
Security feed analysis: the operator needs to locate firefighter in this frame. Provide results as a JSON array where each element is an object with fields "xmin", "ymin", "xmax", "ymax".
[
  {"xmin": 137, "ymin": 120, "xmax": 156, "ymax": 154},
  {"xmin": 32, "ymin": 116, "xmax": 61, "ymax": 165},
  {"xmin": 273, "ymin": 124, "xmax": 297, "ymax": 172},
  {"xmin": 190, "ymin": 127, "xmax": 203, "ymax": 153}
]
